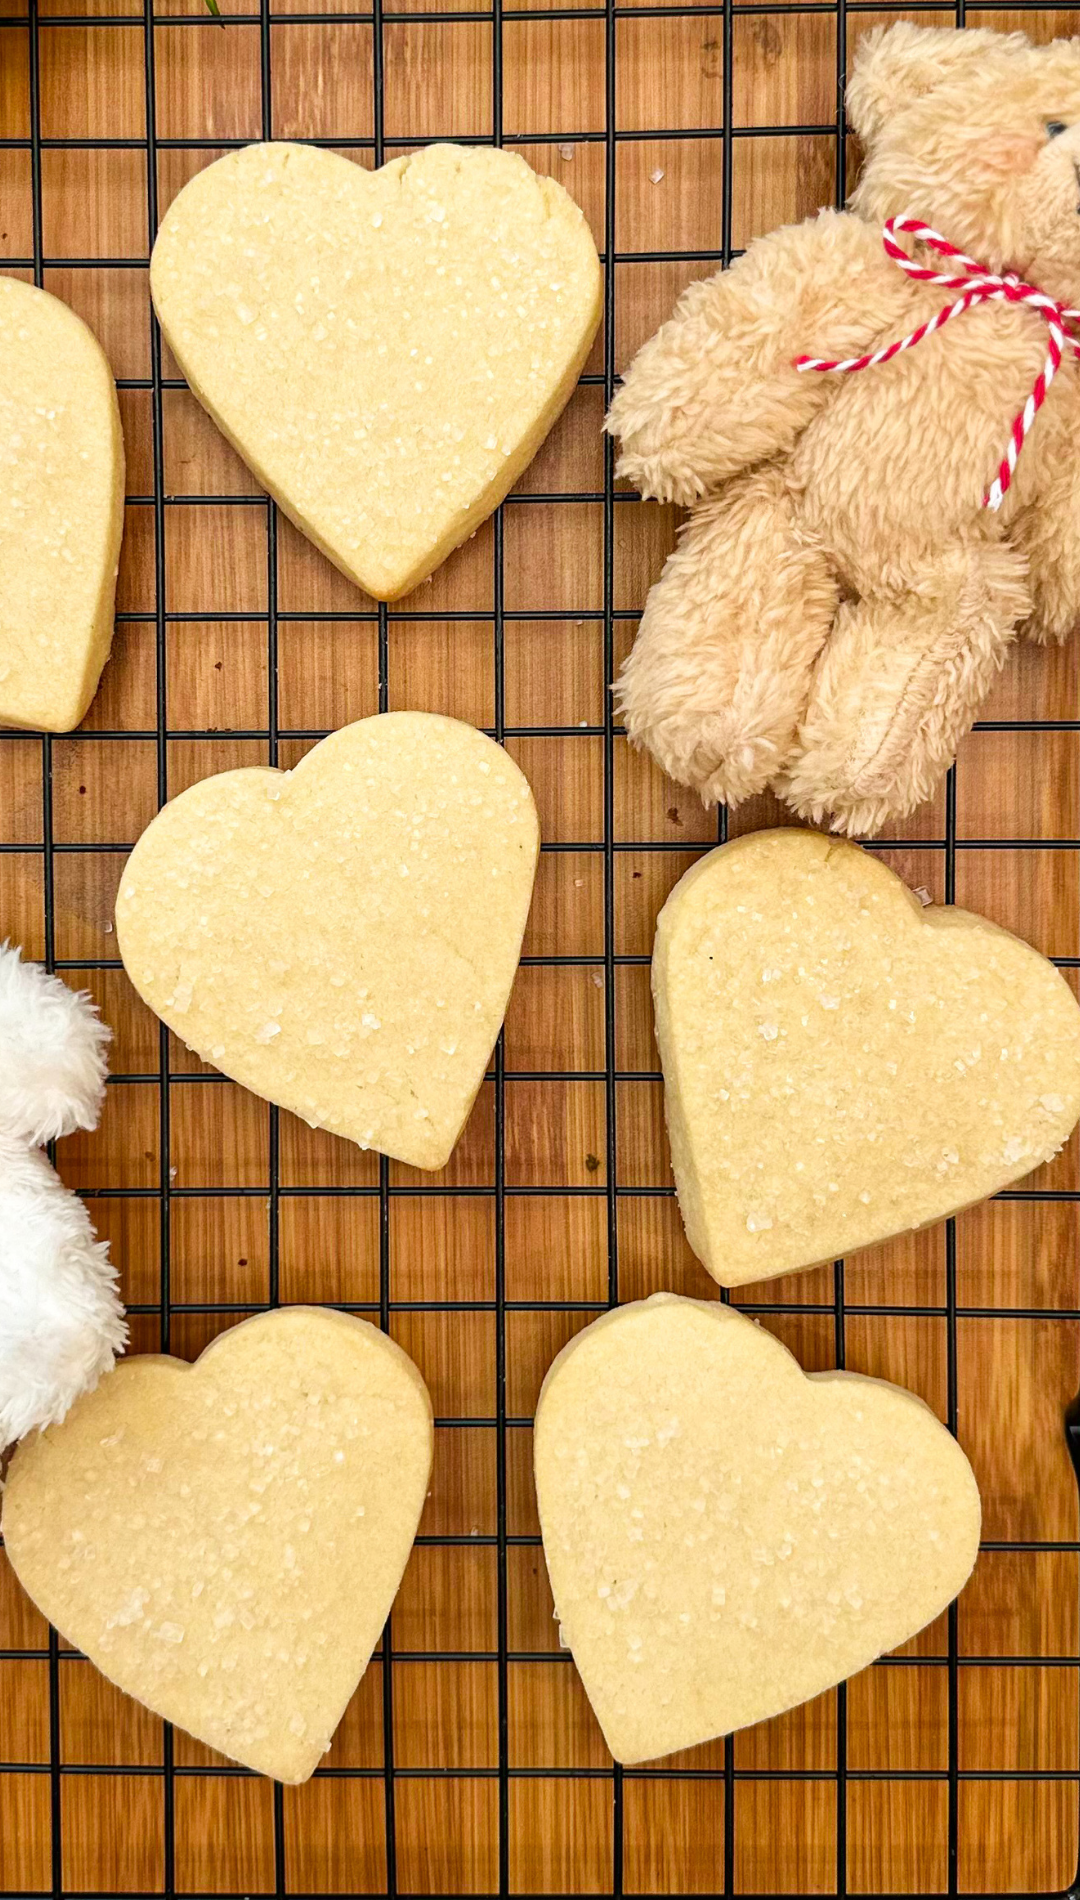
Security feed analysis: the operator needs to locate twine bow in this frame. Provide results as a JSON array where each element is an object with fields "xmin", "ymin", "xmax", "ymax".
[{"xmin": 795, "ymin": 215, "xmax": 1080, "ymax": 510}]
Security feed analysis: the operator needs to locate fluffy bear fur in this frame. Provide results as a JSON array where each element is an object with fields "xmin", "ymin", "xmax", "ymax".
[
  {"xmin": 609, "ymin": 24, "xmax": 1080, "ymax": 835},
  {"xmin": 0, "ymin": 945, "xmax": 126, "ymax": 1447}
]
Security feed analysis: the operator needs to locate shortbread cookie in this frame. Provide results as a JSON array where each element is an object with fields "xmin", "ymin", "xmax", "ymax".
[
  {"xmin": 2, "ymin": 1307, "xmax": 433, "ymax": 1782},
  {"xmin": 150, "ymin": 142, "xmax": 601, "ymax": 600},
  {"xmin": 115, "ymin": 713, "xmax": 538, "ymax": 1169},
  {"xmin": 654, "ymin": 829, "xmax": 1080, "ymax": 1286},
  {"xmin": 535, "ymin": 1294, "xmax": 980, "ymax": 1764},
  {"xmin": 0, "ymin": 277, "xmax": 124, "ymax": 731}
]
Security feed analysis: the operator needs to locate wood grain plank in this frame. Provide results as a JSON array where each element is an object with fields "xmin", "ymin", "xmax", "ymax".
[
  {"xmin": 614, "ymin": 735, "xmax": 716, "ymax": 844},
  {"xmin": 730, "ymin": 14, "xmax": 836, "ymax": 129},
  {"xmin": 506, "ymin": 1542, "xmax": 558, "ymax": 1652},
  {"xmin": 616, "ymin": 137, "xmax": 724, "ymax": 256},
  {"xmin": 508, "ymin": 1776, "xmax": 613, "ymax": 1894},
  {"xmin": 419, "ymin": 1427, "xmax": 497, "ymax": 1538},
  {"xmin": 39, "ymin": 24, "xmax": 145, "ymax": 137},
  {"xmin": 846, "ymin": 1664, "xmax": 948, "ymax": 1771},
  {"xmin": 733, "ymin": 1778, "xmax": 836, "ymax": 1894},
  {"xmin": 282, "ymin": 1776, "xmax": 388, "ymax": 1895},
  {"xmin": 269, "ymin": 21, "xmax": 375, "ymax": 139},
  {"xmin": 507, "ymin": 734, "xmax": 605, "ymax": 842},
  {"xmin": 957, "ymin": 1779, "xmax": 1077, "ymax": 1894},
  {"xmin": 50, "ymin": 738, "xmax": 157, "ymax": 845},
  {"xmin": 507, "ymin": 1660, "xmax": 609, "ymax": 1768},
  {"xmin": 384, "ymin": 22, "xmax": 492, "ymax": 138},
  {"xmin": 168, "ymin": 1078, "xmax": 270, "ymax": 1190},
  {"xmin": 844, "ymin": 1314, "xmax": 948, "ymax": 1421},
  {"xmin": 59, "ymin": 1661, "xmax": 162, "ymax": 1767},
  {"xmin": 395, "ymin": 1779, "xmax": 498, "ymax": 1896},
  {"xmin": 504, "ymin": 1077, "xmax": 607, "ymax": 1186},
  {"xmin": 841, "ymin": 1225, "xmax": 946, "ymax": 1311},
  {"xmin": 0, "ymin": 1550, "xmax": 49, "ymax": 1650},
  {"xmin": 955, "ymin": 1198, "xmax": 1080, "ymax": 1310},
  {"xmin": 959, "ymin": 1662, "xmax": 1079, "ymax": 1772},
  {"xmin": 616, "ymin": 14, "xmax": 723, "ymax": 130},
  {"xmin": 734, "ymin": 1688, "xmax": 836, "ymax": 1772},
  {"xmin": 42, "ymin": 149, "xmax": 148, "ymax": 260},
  {"xmin": 616, "ymin": 1195, "xmax": 721, "ymax": 1302},
  {"xmin": 393, "ymin": 1660, "xmax": 500, "ymax": 1768},
  {"xmin": 0, "ymin": 151, "xmax": 33, "ymax": 259},
  {"xmin": 153, "ymin": 22, "xmax": 263, "ymax": 140},
  {"xmin": 523, "ymin": 850, "xmax": 605, "ymax": 957},
  {"xmin": 322, "ymin": 1663, "xmax": 385, "ymax": 1769},
  {"xmin": 169, "ymin": 1194, "xmax": 271, "ymax": 1307},
  {"xmin": 61, "ymin": 1774, "xmax": 164, "ymax": 1893},
  {"xmin": 105, "ymin": 1217, "xmax": 186, "ymax": 1319},
  {"xmin": 505, "ymin": 962, "xmax": 607, "ymax": 1074},
  {"xmin": 393, "ymin": 1546, "xmax": 498, "ymax": 1654},
  {"xmin": 623, "ymin": 1777, "xmax": 726, "ymax": 1895},
  {"xmin": 0, "ymin": 1775, "xmax": 51, "ymax": 1894},
  {"xmin": 61, "ymin": 1080, "xmax": 159, "ymax": 1191},
  {"xmin": 0, "ymin": 738, "xmax": 42, "ymax": 843},
  {"xmin": 83, "ymin": 623, "xmax": 159, "ymax": 734},
  {"xmin": 0, "ymin": 1660, "xmax": 49, "ymax": 1763},
  {"xmin": 958, "ymin": 1548, "xmax": 1079, "ymax": 1658},
  {"xmin": 502, "ymin": 19, "xmax": 606, "ymax": 135},
  {"xmin": 847, "ymin": 1780, "xmax": 949, "ymax": 1897},
  {"xmin": 0, "ymin": 21, "xmax": 27, "ymax": 133},
  {"xmin": 389, "ymin": 1195, "xmax": 495, "ymax": 1302},
  {"xmin": 504, "ymin": 1193, "xmax": 609, "ymax": 1302},
  {"xmin": 731, "ymin": 135, "xmax": 836, "ymax": 250},
  {"xmin": 387, "ymin": 621, "xmax": 494, "ymax": 727},
  {"xmin": 506, "ymin": 1308, "xmax": 594, "ymax": 1418},
  {"xmin": 957, "ymin": 1317, "xmax": 1079, "ymax": 1542},
  {"xmin": 173, "ymin": 1776, "xmax": 276, "ymax": 1894},
  {"xmin": 269, "ymin": 624, "xmax": 374, "ymax": 737},
  {"xmin": 390, "ymin": 1309, "xmax": 496, "ymax": 1417},
  {"xmin": 502, "ymin": 1426, "xmax": 536, "ymax": 1541}
]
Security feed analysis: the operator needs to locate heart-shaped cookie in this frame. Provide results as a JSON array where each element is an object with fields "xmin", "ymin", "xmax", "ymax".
[
  {"xmin": 654, "ymin": 829, "xmax": 1080, "ymax": 1285},
  {"xmin": 535, "ymin": 1295, "xmax": 980, "ymax": 1764},
  {"xmin": 115, "ymin": 713, "xmax": 539, "ymax": 1169},
  {"xmin": 0, "ymin": 277, "xmax": 124, "ymax": 731},
  {"xmin": 150, "ymin": 142, "xmax": 601, "ymax": 601},
  {"xmin": 2, "ymin": 1307, "xmax": 433, "ymax": 1782}
]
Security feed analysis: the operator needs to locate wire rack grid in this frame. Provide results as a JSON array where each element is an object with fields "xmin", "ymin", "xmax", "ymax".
[{"xmin": 0, "ymin": 0, "xmax": 1080, "ymax": 1895}]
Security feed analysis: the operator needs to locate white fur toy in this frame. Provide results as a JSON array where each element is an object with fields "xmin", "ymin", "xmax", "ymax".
[{"xmin": 0, "ymin": 945, "xmax": 126, "ymax": 1448}]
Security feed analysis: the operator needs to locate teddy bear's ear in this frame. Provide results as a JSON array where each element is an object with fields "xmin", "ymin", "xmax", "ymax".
[{"xmin": 846, "ymin": 23, "xmax": 1027, "ymax": 145}]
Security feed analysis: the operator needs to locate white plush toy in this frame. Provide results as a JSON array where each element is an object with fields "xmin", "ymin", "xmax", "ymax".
[{"xmin": 0, "ymin": 944, "xmax": 126, "ymax": 1448}]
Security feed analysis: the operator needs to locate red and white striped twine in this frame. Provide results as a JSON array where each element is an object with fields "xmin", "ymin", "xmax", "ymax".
[{"xmin": 795, "ymin": 215, "xmax": 1080, "ymax": 509}]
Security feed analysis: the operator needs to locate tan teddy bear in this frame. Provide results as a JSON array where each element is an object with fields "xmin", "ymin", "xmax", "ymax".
[{"xmin": 610, "ymin": 24, "xmax": 1080, "ymax": 835}]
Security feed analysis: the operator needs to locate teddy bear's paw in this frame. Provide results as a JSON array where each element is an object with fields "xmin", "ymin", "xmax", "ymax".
[
  {"xmin": 1018, "ymin": 590, "xmax": 1080, "ymax": 648},
  {"xmin": 612, "ymin": 439, "xmax": 712, "ymax": 510},
  {"xmin": 615, "ymin": 465, "xmax": 842, "ymax": 808},
  {"xmin": 607, "ymin": 359, "xmax": 717, "ymax": 506},
  {"xmin": 606, "ymin": 317, "xmax": 729, "ymax": 508},
  {"xmin": 625, "ymin": 710, "xmax": 787, "ymax": 809},
  {"xmin": 614, "ymin": 452, "xmax": 707, "ymax": 510},
  {"xmin": 776, "ymin": 548, "xmax": 1026, "ymax": 836},
  {"xmin": 775, "ymin": 729, "xmax": 943, "ymax": 837},
  {"xmin": 777, "ymin": 670, "xmax": 982, "ymax": 839},
  {"xmin": 776, "ymin": 771, "xmax": 907, "ymax": 840}
]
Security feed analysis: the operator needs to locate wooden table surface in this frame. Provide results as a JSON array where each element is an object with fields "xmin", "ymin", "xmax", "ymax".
[{"xmin": 1, "ymin": 2, "xmax": 1079, "ymax": 1894}]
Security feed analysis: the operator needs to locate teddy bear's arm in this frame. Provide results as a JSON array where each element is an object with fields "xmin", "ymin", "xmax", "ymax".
[{"xmin": 607, "ymin": 210, "xmax": 897, "ymax": 506}]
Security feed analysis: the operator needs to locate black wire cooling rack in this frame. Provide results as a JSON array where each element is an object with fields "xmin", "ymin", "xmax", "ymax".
[{"xmin": 1, "ymin": 0, "xmax": 1080, "ymax": 1894}]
